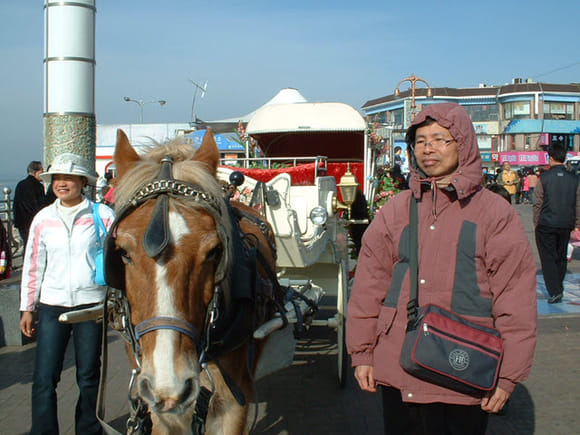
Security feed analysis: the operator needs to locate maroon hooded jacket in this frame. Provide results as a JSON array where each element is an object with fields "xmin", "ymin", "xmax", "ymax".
[{"xmin": 346, "ymin": 103, "xmax": 537, "ymax": 404}]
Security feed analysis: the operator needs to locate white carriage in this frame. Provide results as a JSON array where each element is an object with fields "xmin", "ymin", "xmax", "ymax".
[{"xmin": 217, "ymin": 102, "xmax": 371, "ymax": 385}]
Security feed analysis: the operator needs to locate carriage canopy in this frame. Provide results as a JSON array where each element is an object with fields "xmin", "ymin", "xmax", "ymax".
[
  {"xmin": 247, "ymin": 102, "xmax": 367, "ymax": 160},
  {"xmin": 246, "ymin": 102, "xmax": 371, "ymax": 194}
]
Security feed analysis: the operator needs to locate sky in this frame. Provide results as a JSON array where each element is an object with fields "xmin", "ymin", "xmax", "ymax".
[{"xmin": 1, "ymin": 0, "xmax": 579, "ymax": 183}]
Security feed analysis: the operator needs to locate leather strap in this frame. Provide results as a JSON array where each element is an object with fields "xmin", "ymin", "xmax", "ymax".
[{"xmin": 406, "ymin": 197, "xmax": 419, "ymax": 327}]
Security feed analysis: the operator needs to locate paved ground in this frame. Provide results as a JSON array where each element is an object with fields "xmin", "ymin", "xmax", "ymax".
[{"xmin": 1, "ymin": 204, "xmax": 580, "ymax": 434}]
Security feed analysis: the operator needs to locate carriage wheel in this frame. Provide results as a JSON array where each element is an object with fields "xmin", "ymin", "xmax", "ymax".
[{"xmin": 336, "ymin": 258, "xmax": 350, "ymax": 388}]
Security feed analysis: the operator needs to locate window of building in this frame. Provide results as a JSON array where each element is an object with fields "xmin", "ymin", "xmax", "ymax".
[
  {"xmin": 463, "ymin": 104, "xmax": 499, "ymax": 122},
  {"xmin": 543, "ymin": 102, "xmax": 574, "ymax": 120},
  {"xmin": 509, "ymin": 135, "xmax": 516, "ymax": 150},
  {"xmin": 524, "ymin": 135, "xmax": 532, "ymax": 150},
  {"xmin": 504, "ymin": 102, "xmax": 531, "ymax": 120},
  {"xmin": 550, "ymin": 134, "xmax": 572, "ymax": 150},
  {"xmin": 367, "ymin": 112, "xmax": 386, "ymax": 124},
  {"xmin": 387, "ymin": 108, "xmax": 404, "ymax": 128}
]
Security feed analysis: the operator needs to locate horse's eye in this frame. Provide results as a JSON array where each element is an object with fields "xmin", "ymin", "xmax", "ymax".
[
  {"xmin": 205, "ymin": 245, "xmax": 222, "ymax": 263},
  {"xmin": 118, "ymin": 248, "xmax": 133, "ymax": 265}
]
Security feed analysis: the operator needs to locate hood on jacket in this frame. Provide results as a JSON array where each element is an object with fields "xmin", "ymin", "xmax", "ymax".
[{"xmin": 405, "ymin": 103, "xmax": 482, "ymax": 200}]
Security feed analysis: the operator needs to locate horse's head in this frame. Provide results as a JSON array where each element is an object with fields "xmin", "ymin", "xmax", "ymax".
[{"xmin": 108, "ymin": 129, "xmax": 230, "ymax": 416}]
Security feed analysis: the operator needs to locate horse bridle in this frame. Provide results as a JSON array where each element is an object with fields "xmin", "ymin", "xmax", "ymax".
[{"xmin": 104, "ymin": 155, "xmax": 234, "ymax": 364}]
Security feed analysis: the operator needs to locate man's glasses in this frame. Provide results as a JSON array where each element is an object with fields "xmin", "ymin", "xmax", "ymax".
[{"xmin": 414, "ymin": 138, "xmax": 455, "ymax": 150}]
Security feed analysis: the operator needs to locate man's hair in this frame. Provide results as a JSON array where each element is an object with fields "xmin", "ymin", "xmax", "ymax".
[
  {"xmin": 394, "ymin": 146, "xmax": 402, "ymax": 153},
  {"xmin": 548, "ymin": 143, "xmax": 567, "ymax": 163},
  {"xmin": 27, "ymin": 161, "xmax": 43, "ymax": 175},
  {"xmin": 405, "ymin": 116, "xmax": 437, "ymax": 147}
]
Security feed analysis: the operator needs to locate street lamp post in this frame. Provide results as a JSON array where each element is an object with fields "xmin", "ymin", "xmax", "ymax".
[
  {"xmin": 188, "ymin": 79, "xmax": 207, "ymax": 125},
  {"xmin": 123, "ymin": 96, "xmax": 166, "ymax": 123},
  {"xmin": 394, "ymin": 74, "xmax": 432, "ymax": 125}
]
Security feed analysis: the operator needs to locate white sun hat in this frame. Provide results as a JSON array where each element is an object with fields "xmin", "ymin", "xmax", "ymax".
[{"xmin": 40, "ymin": 153, "xmax": 97, "ymax": 185}]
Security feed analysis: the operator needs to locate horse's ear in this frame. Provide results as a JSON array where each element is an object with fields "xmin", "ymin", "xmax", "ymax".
[
  {"xmin": 114, "ymin": 129, "xmax": 141, "ymax": 178},
  {"xmin": 193, "ymin": 128, "xmax": 219, "ymax": 176}
]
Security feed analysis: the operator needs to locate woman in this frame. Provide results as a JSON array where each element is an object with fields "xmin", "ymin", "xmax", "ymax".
[
  {"xmin": 19, "ymin": 153, "xmax": 115, "ymax": 435},
  {"xmin": 527, "ymin": 169, "xmax": 539, "ymax": 202},
  {"xmin": 496, "ymin": 161, "xmax": 520, "ymax": 203},
  {"xmin": 347, "ymin": 104, "xmax": 537, "ymax": 434}
]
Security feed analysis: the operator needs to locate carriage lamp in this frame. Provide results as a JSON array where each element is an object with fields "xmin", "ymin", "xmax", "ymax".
[
  {"xmin": 310, "ymin": 206, "xmax": 329, "ymax": 226},
  {"xmin": 334, "ymin": 163, "xmax": 359, "ymax": 219}
]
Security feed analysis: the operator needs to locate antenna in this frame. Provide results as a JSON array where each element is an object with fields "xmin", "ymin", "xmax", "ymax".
[{"xmin": 189, "ymin": 79, "xmax": 208, "ymax": 124}]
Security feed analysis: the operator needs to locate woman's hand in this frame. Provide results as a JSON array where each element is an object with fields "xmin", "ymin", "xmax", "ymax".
[
  {"xmin": 19, "ymin": 311, "xmax": 36, "ymax": 337},
  {"xmin": 354, "ymin": 365, "xmax": 377, "ymax": 392},
  {"xmin": 481, "ymin": 386, "xmax": 511, "ymax": 413}
]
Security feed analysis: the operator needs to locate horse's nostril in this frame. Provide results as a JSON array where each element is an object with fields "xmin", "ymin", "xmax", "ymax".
[
  {"xmin": 138, "ymin": 375, "xmax": 155, "ymax": 403},
  {"xmin": 181, "ymin": 378, "xmax": 194, "ymax": 403}
]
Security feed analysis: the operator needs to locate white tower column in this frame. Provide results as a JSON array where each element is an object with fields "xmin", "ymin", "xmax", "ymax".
[{"xmin": 43, "ymin": 0, "xmax": 96, "ymax": 180}]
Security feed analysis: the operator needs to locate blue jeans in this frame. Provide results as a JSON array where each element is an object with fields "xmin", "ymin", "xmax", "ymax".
[{"xmin": 31, "ymin": 303, "xmax": 103, "ymax": 435}]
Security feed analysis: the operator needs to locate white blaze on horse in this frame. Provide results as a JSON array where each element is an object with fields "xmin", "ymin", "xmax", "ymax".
[{"xmin": 106, "ymin": 129, "xmax": 280, "ymax": 434}]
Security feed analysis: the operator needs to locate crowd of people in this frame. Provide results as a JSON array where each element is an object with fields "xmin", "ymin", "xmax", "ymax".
[{"xmin": 482, "ymin": 162, "xmax": 543, "ymax": 205}]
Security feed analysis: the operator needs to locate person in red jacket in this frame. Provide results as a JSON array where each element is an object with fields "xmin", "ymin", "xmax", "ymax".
[{"xmin": 347, "ymin": 103, "xmax": 537, "ymax": 434}]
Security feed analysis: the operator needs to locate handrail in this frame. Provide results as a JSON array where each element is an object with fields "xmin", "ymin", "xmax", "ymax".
[{"xmin": 220, "ymin": 155, "xmax": 329, "ymax": 178}]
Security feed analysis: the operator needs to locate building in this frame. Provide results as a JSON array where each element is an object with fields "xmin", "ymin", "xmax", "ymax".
[
  {"xmin": 362, "ymin": 79, "xmax": 580, "ymax": 167},
  {"xmin": 95, "ymin": 88, "xmax": 310, "ymax": 177},
  {"xmin": 95, "ymin": 123, "xmax": 193, "ymax": 176}
]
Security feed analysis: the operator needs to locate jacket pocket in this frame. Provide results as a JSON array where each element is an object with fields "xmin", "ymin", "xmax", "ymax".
[{"xmin": 376, "ymin": 306, "xmax": 397, "ymax": 337}]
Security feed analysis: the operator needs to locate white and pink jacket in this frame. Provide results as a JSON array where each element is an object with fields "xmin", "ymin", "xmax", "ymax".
[{"xmin": 20, "ymin": 198, "xmax": 115, "ymax": 311}]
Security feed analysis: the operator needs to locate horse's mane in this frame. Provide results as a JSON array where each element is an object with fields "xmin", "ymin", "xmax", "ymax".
[{"xmin": 114, "ymin": 138, "xmax": 226, "ymax": 216}]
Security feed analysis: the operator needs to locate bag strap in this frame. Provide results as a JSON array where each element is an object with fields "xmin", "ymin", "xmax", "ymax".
[
  {"xmin": 92, "ymin": 203, "xmax": 107, "ymax": 246},
  {"xmin": 406, "ymin": 196, "xmax": 419, "ymax": 326}
]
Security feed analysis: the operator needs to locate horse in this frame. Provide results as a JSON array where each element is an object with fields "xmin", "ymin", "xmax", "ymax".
[{"xmin": 104, "ymin": 129, "xmax": 281, "ymax": 434}]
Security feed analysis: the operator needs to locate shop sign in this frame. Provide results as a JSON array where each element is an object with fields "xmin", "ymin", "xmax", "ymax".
[
  {"xmin": 500, "ymin": 151, "xmax": 579, "ymax": 166},
  {"xmin": 499, "ymin": 152, "xmax": 548, "ymax": 166}
]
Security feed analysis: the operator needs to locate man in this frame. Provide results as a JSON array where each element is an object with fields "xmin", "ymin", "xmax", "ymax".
[
  {"xmin": 533, "ymin": 143, "xmax": 580, "ymax": 304},
  {"xmin": 13, "ymin": 161, "xmax": 47, "ymax": 247},
  {"xmin": 496, "ymin": 161, "xmax": 519, "ymax": 202},
  {"xmin": 394, "ymin": 146, "xmax": 404, "ymax": 167},
  {"xmin": 394, "ymin": 145, "xmax": 409, "ymax": 174},
  {"xmin": 347, "ymin": 103, "xmax": 537, "ymax": 434}
]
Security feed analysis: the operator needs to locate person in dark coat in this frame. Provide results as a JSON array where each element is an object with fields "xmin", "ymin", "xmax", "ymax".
[
  {"xmin": 533, "ymin": 143, "xmax": 580, "ymax": 304},
  {"xmin": 13, "ymin": 161, "xmax": 47, "ymax": 247}
]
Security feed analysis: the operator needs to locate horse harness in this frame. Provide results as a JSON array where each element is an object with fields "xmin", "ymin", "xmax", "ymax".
[{"xmin": 100, "ymin": 156, "xmax": 282, "ymax": 434}]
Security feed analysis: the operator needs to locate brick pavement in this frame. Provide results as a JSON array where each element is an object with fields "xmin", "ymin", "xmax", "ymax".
[{"xmin": 1, "ymin": 204, "xmax": 580, "ymax": 434}]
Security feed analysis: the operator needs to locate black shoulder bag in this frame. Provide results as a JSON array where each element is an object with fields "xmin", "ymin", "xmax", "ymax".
[{"xmin": 399, "ymin": 197, "xmax": 504, "ymax": 395}]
